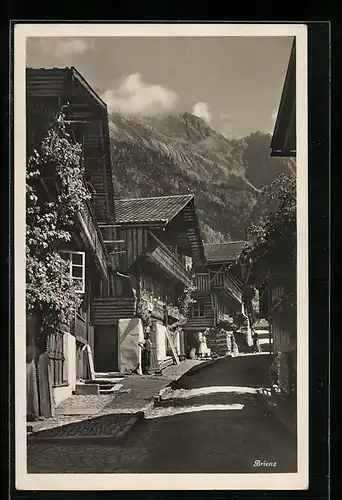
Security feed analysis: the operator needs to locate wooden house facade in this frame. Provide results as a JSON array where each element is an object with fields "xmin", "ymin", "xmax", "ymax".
[
  {"xmin": 270, "ymin": 38, "xmax": 297, "ymax": 398},
  {"xmin": 252, "ymin": 38, "xmax": 297, "ymax": 399},
  {"xmin": 184, "ymin": 241, "xmax": 247, "ymax": 353},
  {"xmin": 26, "ymin": 67, "xmax": 116, "ymax": 416},
  {"xmin": 90, "ymin": 194, "xmax": 205, "ymax": 371}
]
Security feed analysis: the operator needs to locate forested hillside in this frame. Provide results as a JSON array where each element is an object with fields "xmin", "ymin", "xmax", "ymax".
[{"xmin": 109, "ymin": 112, "xmax": 290, "ymax": 242}]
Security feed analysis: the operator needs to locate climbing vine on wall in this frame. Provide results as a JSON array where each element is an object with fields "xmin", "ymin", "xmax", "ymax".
[
  {"xmin": 136, "ymin": 289, "xmax": 154, "ymax": 329},
  {"xmin": 168, "ymin": 280, "xmax": 197, "ymax": 337},
  {"xmin": 26, "ymin": 108, "xmax": 91, "ymax": 339}
]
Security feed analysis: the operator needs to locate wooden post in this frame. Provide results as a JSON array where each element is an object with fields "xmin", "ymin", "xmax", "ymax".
[{"xmin": 37, "ymin": 352, "xmax": 55, "ymax": 417}]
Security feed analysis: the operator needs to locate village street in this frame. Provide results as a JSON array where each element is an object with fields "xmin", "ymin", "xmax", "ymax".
[{"xmin": 27, "ymin": 354, "xmax": 297, "ymax": 474}]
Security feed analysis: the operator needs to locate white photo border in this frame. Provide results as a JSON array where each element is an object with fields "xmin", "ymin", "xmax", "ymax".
[{"xmin": 14, "ymin": 22, "xmax": 308, "ymax": 491}]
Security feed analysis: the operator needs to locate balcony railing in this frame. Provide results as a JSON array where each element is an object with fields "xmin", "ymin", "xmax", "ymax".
[
  {"xmin": 140, "ymin": 292, "xmax": 185, "ymax": 322},
  {"xmin": 211, "ymin": 272, "xmax": 242, "ymax": 303},
  {"xmin": 223, "ymin": 275, "xmax": 242, "ymax": 303},
  {"xmin": 39, "ymin": 165, "xmax": 108, "ymax": 278},
  {"xmin": 78, "ymin": 198, "xmax": 108, "ymax": 279},
  {"xmin": 195, "ymin": 273, "xmax": 210, "ymax": 292},
  {"xmin": 154, "ymin": 300, "xmax": 185, "ymax": 322},
  {"xmin": 146, "ymin": 235, "xmax": 193, "ymax": 286}
]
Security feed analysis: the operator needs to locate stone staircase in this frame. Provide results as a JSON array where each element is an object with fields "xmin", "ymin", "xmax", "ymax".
[{"xmin": 75, "ymin": 374, "xmax": 124, "ymax": 395}]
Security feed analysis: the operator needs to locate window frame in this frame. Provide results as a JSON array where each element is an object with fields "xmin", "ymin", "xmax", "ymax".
[
  {"xmin": 60, "ymin": 250, "xmax": 86, "ymax": 294},
  {"xmin": 192, "ymin": 299, "xmax": 206, "ymax": 318}
]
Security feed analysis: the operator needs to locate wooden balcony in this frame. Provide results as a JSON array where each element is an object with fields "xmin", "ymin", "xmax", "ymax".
[
  {"xmin": 91, "ymin": 297, "xmax": 136, "ymax": 325},
  {"xmin": 151, "ymin": 299, "xmax": 185, "ymax": 322},
  {"xmin": 145, "ymin": 235, "xmax": 193, "ymax": 286},
  {"xmin": 194, "ymin": 273, "xmax": 210, "ymax": 292},
  {"xmin": 212, "ymin": 273, "xmax": 243, "ymax": 304},
  {"xmin": 78, "ymin": 199, "xmax": 108, "ymax": 278},
  {"xmin": 38, "ymin": 165, "xmax": 108, "ymax": 278}
]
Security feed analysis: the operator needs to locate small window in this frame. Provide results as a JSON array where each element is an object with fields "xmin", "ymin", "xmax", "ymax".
[
  {"xmin": 60, "ymin": 251, "xmax": 86, "ymax": 294},
  {"xmin": 192, "ymin": 300, "xmax": 205, "ymax": 318}
]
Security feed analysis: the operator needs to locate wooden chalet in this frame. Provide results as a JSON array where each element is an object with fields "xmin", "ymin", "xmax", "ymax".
[
  {"xmin": 90, "ymin": 194, "xmax": 205, "ymax": 371},
  {"xmin": 184, "ymin": 241, "xmax": 247, "ymax": 353},
  {"xmin": 251, "ymin": 38, "xmax": 297, "ymax": 400},
  {"xmin": 26, "ymin": 67, "xmax": 116, "ymax": 416}
]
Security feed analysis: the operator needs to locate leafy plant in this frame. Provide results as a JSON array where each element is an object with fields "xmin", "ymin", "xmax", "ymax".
[
  {"xmin": 242, "ymin": 172, "xmax": 296, "ymax": 322},
  {"xmin": 168, "ymin": 281, "xmax": 197, "ymax": 337},
  {"xmin": 26, "ymin": 108, "xmax": 90, "ymax": 343},
  {"xmin": 136, "ymin": 289, "xmax": 154, "ymax": 329}
]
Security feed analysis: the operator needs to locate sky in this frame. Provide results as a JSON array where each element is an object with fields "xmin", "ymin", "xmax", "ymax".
[{"xmin": 26, "ymin": 36, "xmax": 294, "ymax": 139}]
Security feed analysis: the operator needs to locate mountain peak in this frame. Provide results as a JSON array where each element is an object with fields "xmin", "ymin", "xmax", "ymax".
[
  {"xmin": 109, "ymin": 111, "xmax": 290, "ymax": 241},
  {"xmin": 182, "ymin": 111, "xmax": 211, "ymax": 129}
]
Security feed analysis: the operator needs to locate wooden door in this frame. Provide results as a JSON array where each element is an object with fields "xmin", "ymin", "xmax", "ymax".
[{"xmin": 94, "ymin": 323, "xmax": 119, "ymax": 373}]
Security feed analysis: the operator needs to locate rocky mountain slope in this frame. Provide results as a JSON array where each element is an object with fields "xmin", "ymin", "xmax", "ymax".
[{"xmin": 109, "ymin": 112, "xmax": 289, "ymax": 242}]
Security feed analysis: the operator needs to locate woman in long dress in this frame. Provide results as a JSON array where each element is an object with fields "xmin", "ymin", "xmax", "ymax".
[{"xmin": 198, "ymin": 332, "xmax": 207, "ymax": 358}]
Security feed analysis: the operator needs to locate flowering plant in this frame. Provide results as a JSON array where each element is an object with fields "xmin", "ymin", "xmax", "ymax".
[{"xmin": 26, "ymin": 108, "xmax": 90, "ymax": 340}]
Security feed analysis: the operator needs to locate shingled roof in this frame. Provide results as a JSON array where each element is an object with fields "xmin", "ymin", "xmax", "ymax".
[
  {"xmin": 204, "ymin": 241, "xmax": 247, "ymax": 264},
  {"xmin": 115, "ymin": 194, "xmax": 194, "ymax": 225}
]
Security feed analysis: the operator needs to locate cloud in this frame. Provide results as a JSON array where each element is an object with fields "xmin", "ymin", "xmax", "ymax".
[
  {"xmin": 218, "ymin": 111, "xmax": 236, "ymax": 139},
  {"xmin": 192, "ymin": 102, "xmax": 212, "ymax": 123},
  {"xmin": 221, "ymin": 122, "xmax": 235, "ymax": 139},
  {"xmin": 102, "ymin": 73, "xmax": 179, "ymax": 115},
  {"xmin": 219, "ymin": 112, "xmax": 233, "ymax": 120},
  {"xmin": 38, "ymin": 37, "xmax": 95, "ymax": 59}
]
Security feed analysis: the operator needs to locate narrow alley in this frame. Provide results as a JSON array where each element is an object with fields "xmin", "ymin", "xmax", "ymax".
[{"xmin": 27, "ymin": 354, "xmax": 297, "ymax": 474}]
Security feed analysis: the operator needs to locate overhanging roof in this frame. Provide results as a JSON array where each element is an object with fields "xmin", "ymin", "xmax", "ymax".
[
  {"xmin": 270, "ymin": 39, "xmax": 296, "ymax": 157},
  {"xmin": 26, "ymin": 66, "xmax": 116, "ymax": 225},
  {"xmin": 204, "ymin": 241, "xmax": 247, "ymax": 265},
  {"xmin": 115, "ymin": 194, "xmax": 206, "ymax": 266},
  {"xmin": 26, "ymin": 66, "xmax": 107, "ymax": 113},
  {"xmin": 115, "ymin": 194, "xmax": 195, "ymax": 226}
]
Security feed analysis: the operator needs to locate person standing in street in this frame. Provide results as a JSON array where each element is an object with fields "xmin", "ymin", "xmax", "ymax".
[
  {"xmin": 138, "ymin": 330, "xmax": 153, "ymax": 374},
  {"xmin": 230, "ymin": 322, "xmax": 239, "ymax": 356},
  {"xmin": 252, "ymin": 329, "xmax": 261, "ymax": 353},
  {"xmin": 198, "ymin": 331, "xmax": 209, "ymax": 358}
]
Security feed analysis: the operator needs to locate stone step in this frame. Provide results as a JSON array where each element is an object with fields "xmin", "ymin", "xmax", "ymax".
[
  {"xmin": 87, "ymin": 377, "xmax": 124, "ymax": 384},
  {"xmin": 99, "ymin": 384, "xmax": 123, "ymax": 394}
]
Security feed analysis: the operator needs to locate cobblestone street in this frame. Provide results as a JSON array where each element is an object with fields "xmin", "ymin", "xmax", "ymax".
[{"xmin": 27, "ymin": 355, "xmax": 297, "ymax": 474}]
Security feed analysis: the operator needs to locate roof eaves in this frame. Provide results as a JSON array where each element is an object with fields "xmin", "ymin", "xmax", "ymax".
[
  {"xmin": 115, "ymin": 219, "xmax": 168, "ymax": 227},
  {"xmin": 270, "ymin": 39, "xmax": 296, "ymax": 153},
  {"xmin": 116, "ymin": 194, "xmax": 193, "ymax": 203},
  {"xmin": 70, "ymin": 66, "xmax": 108, "ymax": 110},
  {"xmin": 166, "ymin": 194, "xmax": 195, "ymax": 225}
]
